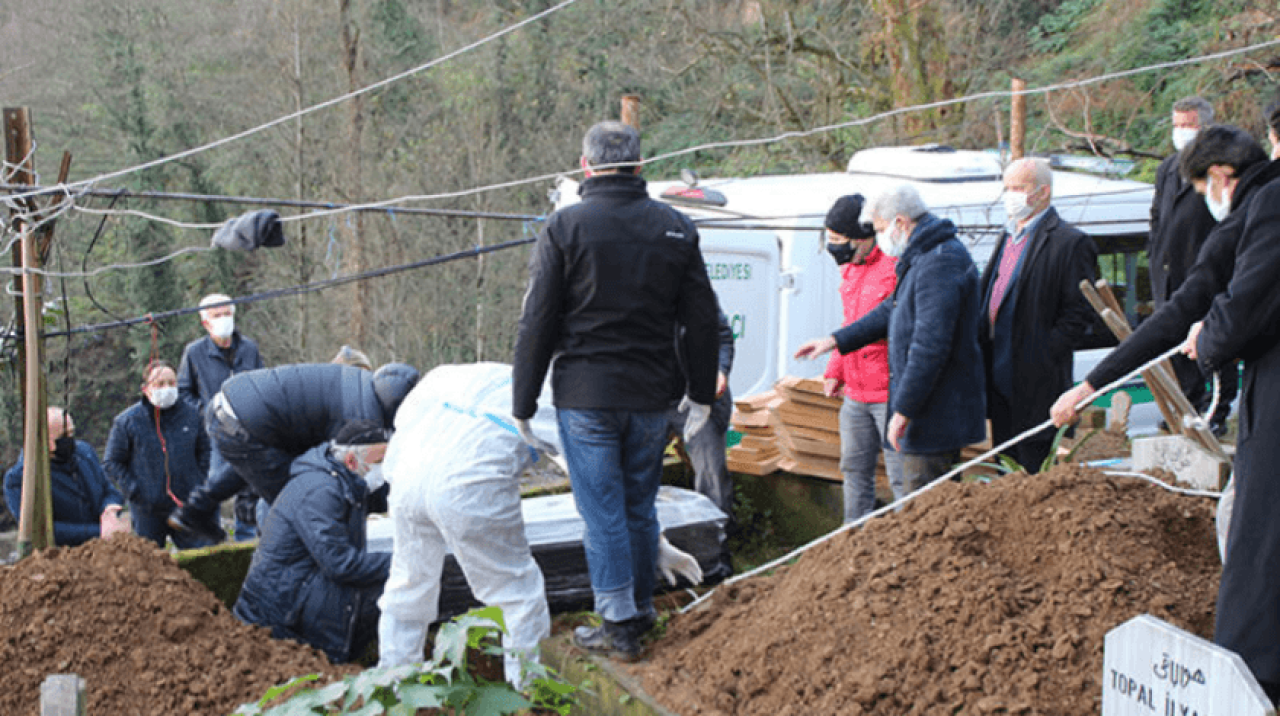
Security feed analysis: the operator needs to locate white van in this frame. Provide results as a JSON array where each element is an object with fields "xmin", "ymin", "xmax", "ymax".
[{"xmin": 554, "ymin": 145, "xmax": 1159, "ymax": 429}]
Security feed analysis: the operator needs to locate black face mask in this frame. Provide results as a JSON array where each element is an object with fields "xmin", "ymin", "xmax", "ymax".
[
  {"xmin": 52, "ymin": 436, "xmax": 76, "ymax": 464},
  {"xmin": 826, "ymin": 241, "xmax": 856, "ymax": 265}
]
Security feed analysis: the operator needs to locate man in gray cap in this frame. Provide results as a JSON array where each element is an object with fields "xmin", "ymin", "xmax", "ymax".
[{"xmin": 169, "ymin": 361, "xmax": 419, "ymax": 542}]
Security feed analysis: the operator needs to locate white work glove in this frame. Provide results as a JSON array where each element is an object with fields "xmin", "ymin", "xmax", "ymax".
[
  {"xmin": 679, "ymin": 395, "xmax": 711, "ymax": 443},
  {"xmin": 658, "ymin": 534, "xmax": 703, "ymax": 586},
  {"xmin": 515, "ymin": 418, "xmax": 558, "ymax": 457}
]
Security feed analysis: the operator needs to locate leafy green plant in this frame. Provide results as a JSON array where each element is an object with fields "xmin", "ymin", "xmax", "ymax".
[
  {"xmin": 975, "ymin": 423, "xmax": 1098, "ymax": 477},
  {"xmin": 232, "ymin": 606, "xmax": 577, "ymax": 716}
]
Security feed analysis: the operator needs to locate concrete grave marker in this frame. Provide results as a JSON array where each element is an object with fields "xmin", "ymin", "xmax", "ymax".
[
  {"xmin": 1131, "ymin": 435, "xmax": 1230, "ymax": 491},
  {"xmin": 1103, "ymin": 614, "xmax": 1273, "ymax": 715}
]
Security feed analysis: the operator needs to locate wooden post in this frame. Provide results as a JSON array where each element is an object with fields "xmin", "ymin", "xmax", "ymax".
[
  {"xmin": 1010, "ymin": 79, "xmax": 1026, "ymax": 161},
  {"xmin": 620, "ymin": 95, "xmax": 641, "ymax": 130},
  {"xmin": 5, "ymin": 107, "xmax": 53, "ymax": 556}
]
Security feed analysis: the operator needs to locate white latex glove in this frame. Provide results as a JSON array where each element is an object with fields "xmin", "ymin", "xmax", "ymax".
[
  {"xmin": 658, "ymin": 533, "xmax": 703, "ymax": 586},
  {"xmin": 679, "ymin": 396, "xmax": 711, "ymax": 443},
  {"xmin": 514, "ymin": 418, "xmax": 558, "ymax": 457}
]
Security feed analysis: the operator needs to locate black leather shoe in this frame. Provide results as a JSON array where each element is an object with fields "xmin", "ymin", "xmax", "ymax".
[
  {"xmin": 572, "ymin": 618, "xmax": 642, "ymax": 661},
  {"xmin": 167, "ymin": 505, "xmax": 227, "ymax": 543}
]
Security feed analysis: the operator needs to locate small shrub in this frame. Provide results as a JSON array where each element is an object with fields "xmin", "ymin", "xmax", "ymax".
[{"xmin": 232, "ymin": 606, "xmax": 577, "ymax": 716}]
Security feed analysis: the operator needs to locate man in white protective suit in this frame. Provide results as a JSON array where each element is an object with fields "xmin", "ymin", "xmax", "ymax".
[{"xmin": 377, "ymin": 362, "xmax": 702, "ymax": 686}]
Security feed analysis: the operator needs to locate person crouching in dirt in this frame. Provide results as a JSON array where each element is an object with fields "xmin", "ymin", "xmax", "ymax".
[
  {"xmin": 167, "ymin": 361, "xmax": 418, "ymax": 543},
  {"xmin": 5, "ymin": 406, "xmax": 129, "ymax": 546},
  {"xmin": 233, "ymin": 420, "xmax": 391, "ymax": 663}
]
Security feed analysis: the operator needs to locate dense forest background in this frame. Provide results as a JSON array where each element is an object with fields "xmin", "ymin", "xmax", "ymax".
[{"xmin": 0, "ymin": 0, "xmax": 1276, "ymax": 467}]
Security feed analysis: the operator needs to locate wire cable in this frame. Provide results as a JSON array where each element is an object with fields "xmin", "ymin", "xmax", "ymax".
[
  {"xmin": 3, "ymin": 0, "xmax": 583, "ymax": 204},
  {"xmin": 37, "ymin": 235, "xmax": 537, "ymax": 339}
]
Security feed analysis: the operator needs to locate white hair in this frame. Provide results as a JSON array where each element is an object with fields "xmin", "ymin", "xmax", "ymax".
[
  {"xmin": 198, "ymin": 293, "xmax": 234, "ymax": 319},
  {"xmin": 865, "ymin": 183, "xmax": 928, "ymax": 223},
  {"xmin": 1005, "ymin": 157, "xmax": 1053, "ymax": 192}
]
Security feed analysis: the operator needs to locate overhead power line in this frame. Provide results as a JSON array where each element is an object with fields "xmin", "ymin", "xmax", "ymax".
[
  {"xmin": 36, "ymin": 236, "xmax": 537, "ymax": 339},
  {"xmin": 2, "ymin": 0, "xmax": 583, "ymax": 204}
]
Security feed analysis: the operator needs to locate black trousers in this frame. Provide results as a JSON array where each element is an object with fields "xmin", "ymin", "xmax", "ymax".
[{"xmin": 988, "ymin": 390, "xmax": 1054, "ymax": 473}]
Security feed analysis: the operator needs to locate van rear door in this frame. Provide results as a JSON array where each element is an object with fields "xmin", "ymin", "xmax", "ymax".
[{"xmin": 699, "ymin": 228, "xmax": 781, "ymax": 399}]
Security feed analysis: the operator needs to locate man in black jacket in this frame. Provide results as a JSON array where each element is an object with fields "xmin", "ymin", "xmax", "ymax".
[
  {"xmin": 979, "ymin": 157, "xmax": 1099, "ymax": 471},
  {"xmin": 178, "ymin": 293, "xmax": 266, "ymax": 540},
  {"xmin": 1148, "ymin": 97, "xmax": 1235, "ymax": 434},
  {"xmin": 168, "ymin": 362, "xmax": 418, "ymax": 542},
  {"xmin": 234, "ymin": 420, "xmax": 391, "ymax": 663},
  {"xmin": 1050, "ymin": 126, "xmax": 1280, "ymax": 702},
  {"xmin": 511, "ymin": 121, "xmax": 720, "ymax": 660}
]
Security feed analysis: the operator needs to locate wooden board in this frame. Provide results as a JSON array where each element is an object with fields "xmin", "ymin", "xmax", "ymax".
[
  {"xmin": 778, "ymin": 455, "xmax": 842, "ymax": 481},
  {"xmin": 773, "ymin": 400, "xmax": 840, "ymax": 433},
  {"xmin": 733, "ymin": 390, "xmax": 778, "ymax": 413},
  {"xmin": 727, "ymin": 454, "xmax": 781, "ymax": 476},
  {"xmin": 733, "ymin": 424, "xmax": 775, "ymax": 438}
]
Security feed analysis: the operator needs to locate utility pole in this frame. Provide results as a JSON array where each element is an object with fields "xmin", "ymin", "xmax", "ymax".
[
  {"xmin": 5, "ymin": 107, "xmax": 53, "ymax": 556},
  {"xmin": 1010, "ymin": 78, "xmax": 1026, "ymax": 161},
  {"xmin": 620, "ymin": 95, "xmax": 641, "ymax": 131}
]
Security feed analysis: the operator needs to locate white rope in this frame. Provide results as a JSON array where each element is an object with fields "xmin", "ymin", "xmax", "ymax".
[
  {"xmin": 1100, "ymin": 470, "xmax": 1221, "ymax": 499},
  {"xmin": 653, "ymin": 38, "xmax": 1280, "ymax": 167},
  {"xmin": 2, "ymin": 0, "xmax": 583, "ymax": 205},
  {"xmin": 681, "ymin": 342, "xmax": 1199, "ymax": 614},
  {"xmin": 70, "ymin": 204, "xmax": 224, "ymax": 230}
]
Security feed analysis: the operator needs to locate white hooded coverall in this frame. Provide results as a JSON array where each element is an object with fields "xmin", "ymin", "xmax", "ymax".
[{"xmin": 377, "ymin": 362, "xmax": 558, "ymax": 686}]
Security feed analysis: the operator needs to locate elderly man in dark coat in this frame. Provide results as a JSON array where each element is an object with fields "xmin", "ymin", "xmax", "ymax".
[
  {"xmin": 168, "ymin": 362, "xmax": 418, "ymax": 542},
  {"xmin": 1050, "ymin": 125, "xmax": 1280, "ymax": 702},
  {"xmin": 5, "ymin": 407, "xmax": 127, "ymax": 546},
  {"xmin": 795, "ymin": 182, "xmax": 986, "ymax": 489},
  {"xmin": 234, "ymin": 420, "xmax": 391, "ymax": 663},
  {"xmin": 979, "ymin": 157, "xmax": 1100, "ymax": 471},
  {"xmin": 1147, "ymin": 97, "xmax": 1235, "ymax": 433}
]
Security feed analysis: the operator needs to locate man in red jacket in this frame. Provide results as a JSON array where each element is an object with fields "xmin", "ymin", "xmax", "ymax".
[{"xmin": 821, "ymin": 194, "xmax": 904, "ymax": 522}]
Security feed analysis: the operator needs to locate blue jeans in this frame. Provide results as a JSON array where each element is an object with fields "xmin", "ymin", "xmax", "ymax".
[
  {"xmin": 838, "ymin": 398, "xmax": 905, "ymax": 523},
  {"xmin": 130, "ymin": 506, "xmax": 215, "ymax": 550},
  {"xmin": 664, "ymin": 390, "xmax": 734, "ymax": 517},
  {"xmin": 557, "ymin": 408, "xmax": 668, "ymax": 623}
]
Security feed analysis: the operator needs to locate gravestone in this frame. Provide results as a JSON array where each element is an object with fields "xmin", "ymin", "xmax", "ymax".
[
  {"xmin": 1103, "ymin": 614, "xmax": 1274, "ymax": 715},
  {"xmin": 1131, "ymin": 435, "xmax": 1230, "ymax": 490},
  {"xmin": 40, "ymin": 674, "xmax": 85, "ymax": 716}
]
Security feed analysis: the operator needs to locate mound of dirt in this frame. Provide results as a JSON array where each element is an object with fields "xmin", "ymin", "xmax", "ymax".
[
  {"xmin": 637, "ymin": 464, "xmax": 1221, "ymax": 715},
  {"xmin": 0, "ymin": 534, "xmax": 355, "ymax": 716}
]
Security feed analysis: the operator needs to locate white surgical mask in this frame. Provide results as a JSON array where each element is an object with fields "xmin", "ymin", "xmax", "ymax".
[
  {"xmin": 1003, "ymin": 191, "xmax": 1034, "ymax": 223},
  {"xmin": 1204, "ymin": 175, "xmax": 1231, "ymax": 222},
  {"xmin": 363, "ymin": 463, "xmax": 386, "ymax": 492},
  {"xmin": 148, "ymin": 386, "xmax": 178, "ymax": 410},
  {"xmin": 876, "ymin": 224, "xmax": 906, "ymax": 258},
  {"xmin": 208, "ymin": 315, "xmax": 235, "ymax": 340},
  {"xmin": 1172, "ymin": 127, "xmax": 1198, "ymax": 152}
]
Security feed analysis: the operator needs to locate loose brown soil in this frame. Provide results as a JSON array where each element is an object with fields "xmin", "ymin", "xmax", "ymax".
[
  {"xmin": 0, "ymin": 534, "xmax": 355, "ymax": 716},
  {"xmin": 1064, "ymin": 428, "xmax": 1131, "ymax": 464},
  {"xmin": 636, "ymin": 464, "xmax": 1221, "ymax": 715}
]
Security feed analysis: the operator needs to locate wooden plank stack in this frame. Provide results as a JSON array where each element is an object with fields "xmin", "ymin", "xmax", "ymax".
[
  {"xmin": 725, "ymin": 392, "xmax": 782, "ymax": 475},
  {"xmin": 727, "ymin": 376, "xmax": 845, "ymax": 480}
]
